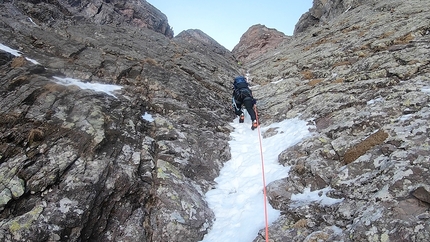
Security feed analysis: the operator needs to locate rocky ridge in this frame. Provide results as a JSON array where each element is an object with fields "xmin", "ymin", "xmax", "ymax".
[
  {"xmin": 232, "ymin": 24, "xmax": 290, "ymax": 65},
  {"xmin": 294, "ymin": 0, "xmax": 363, "ymax": 35},
  {"xmin": 0, "ymin": 0, "xmax": 429, "ymax": 241}
]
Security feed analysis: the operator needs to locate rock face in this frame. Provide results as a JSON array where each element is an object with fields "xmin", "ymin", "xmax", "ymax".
[
  {"xmin": 0, "ymin": 1, "xmax": 238, "ymax": 241},
  {"xmin": 1, "ymin": 0, "xmax": 430, "ymax": 242},
  {"xmin": 232, "ymin": 24, "xmax": 290, "ymax": 65},
  {"xmin": 6, "ymin": 0, "xmax": 174, "ymax": 37},
  {"xmin": 294, "ymin": 0, "xmax": 365, "ymax": 34},
  {"xmin": 244, "ymin": 0, "xmax": 430, "ymax": 241}
]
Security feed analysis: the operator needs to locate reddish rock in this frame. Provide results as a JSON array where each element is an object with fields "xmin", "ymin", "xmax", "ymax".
[{"xmin": 232, "ymin": 24, "xmax": 290, "ymax": 65}]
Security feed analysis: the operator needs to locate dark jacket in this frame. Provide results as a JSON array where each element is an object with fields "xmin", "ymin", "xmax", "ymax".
[{"xmin": 232, "ymin": 81, "xmax": 253, "ymax": 103}]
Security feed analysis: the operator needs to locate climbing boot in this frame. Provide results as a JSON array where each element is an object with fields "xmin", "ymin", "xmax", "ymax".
[
  {"xmin": 251, "ymin": 120, "xmax": 258, "ymax": 130},
  {"xmin": 239, "ymin": 114, "xmax": 245, "ymax": 123}
]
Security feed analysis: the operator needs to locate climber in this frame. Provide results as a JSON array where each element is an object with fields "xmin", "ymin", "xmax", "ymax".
[{"xmin": 232, "ymin": 76, "xmax": 259, "ymax": 130}]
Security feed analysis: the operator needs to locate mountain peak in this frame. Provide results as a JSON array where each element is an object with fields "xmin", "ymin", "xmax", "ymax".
[{"xmin": 232, "ymin": 24, "xmax": 290, "ymax": 64}]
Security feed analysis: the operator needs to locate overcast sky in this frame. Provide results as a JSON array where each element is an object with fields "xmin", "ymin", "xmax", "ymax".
[{"xmin": 147, "ymin": 0, "xmax": 313, "ymax": 50}]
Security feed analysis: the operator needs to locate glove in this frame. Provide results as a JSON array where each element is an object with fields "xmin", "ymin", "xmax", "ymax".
[{"xmin": 252, "ymin": 98, "xmax": 256, "ymax": 105}]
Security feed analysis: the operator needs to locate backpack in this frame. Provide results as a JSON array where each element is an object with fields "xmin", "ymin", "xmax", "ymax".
[
  {"xmin": 233, "ymin": 76, "xmax": 252, "ymax": 101},
  {"xmin": 233, "ymin": 76, "xmax": 248, "ymax": 89}
]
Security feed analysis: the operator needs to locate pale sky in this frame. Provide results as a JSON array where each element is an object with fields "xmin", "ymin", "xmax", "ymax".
[{"xmin": 147, "ymin": 1, "xmax": 313, "ymax": 50}]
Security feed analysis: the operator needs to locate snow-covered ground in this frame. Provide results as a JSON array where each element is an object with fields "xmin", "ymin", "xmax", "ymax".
[{"xmin": 201, "ymin": 112, "xmax": 314, "ymax": 242}]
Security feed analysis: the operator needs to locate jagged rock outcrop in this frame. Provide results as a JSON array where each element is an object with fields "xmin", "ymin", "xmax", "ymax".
[
  {"xmin": 176, "ymin": 29, "xmax": 235, "ymax": 58},
  {"xmin": 232, "ymin": 24, "xmax": 290, "ymax": 65},
  {"xmin": 294, "ymin": 0, "xmax": 365, "ymax": 34},
  {"xmin": 3, "ymin": 0, "xmax": 173, "ymax": 37}
]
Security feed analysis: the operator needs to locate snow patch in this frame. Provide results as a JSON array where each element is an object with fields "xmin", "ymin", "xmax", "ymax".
[
  {"xmin": 290, "ymin": 187, "xmax": 344, "ymax": 208},
  {"xmin": 52, "ymin": 76, "xmax": 122, "ymax": 98},
  {"xmin": 142, "ymin": 112, "xmax": 154, "ymax": 122},
  {"xmin": 0, "ymin": 43, "xmax": 40, "ymax": 65}
]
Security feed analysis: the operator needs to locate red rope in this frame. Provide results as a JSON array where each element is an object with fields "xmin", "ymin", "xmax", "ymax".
[{"xmin": 254, "ymin": 106, "xmax": 269, "ymax": 242}]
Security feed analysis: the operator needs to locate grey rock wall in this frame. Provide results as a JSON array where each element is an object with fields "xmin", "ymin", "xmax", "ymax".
[
  {"xmin": 0, "ymin": 1, "xmax": 238, "ymax": 241},
  {"xmin": 294, "ymin": 0, "xmax": 371, "ymax": 34},
  {"xmin": 243, "ymin": 0, "xmax": 430, "ymax": 241}
]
